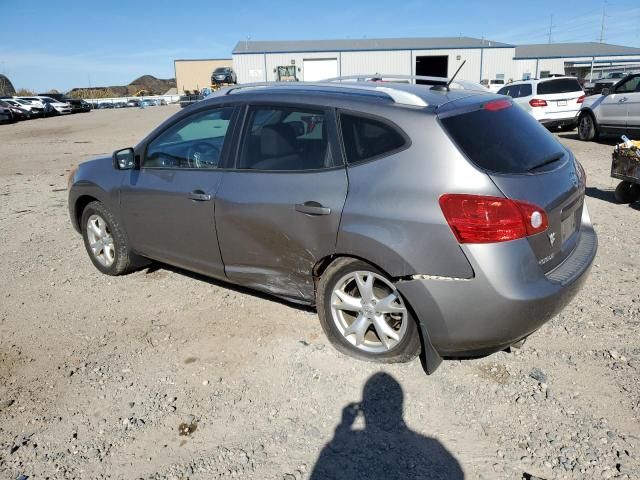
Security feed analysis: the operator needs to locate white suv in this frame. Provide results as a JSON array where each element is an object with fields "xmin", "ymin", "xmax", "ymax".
[
  {"xmin": 578, "ymin": 74, "xmax": 640, "ymax": 141},
  {"xmin": 498, "ymin": 77, "xmax": 585, "ymax": 129}
]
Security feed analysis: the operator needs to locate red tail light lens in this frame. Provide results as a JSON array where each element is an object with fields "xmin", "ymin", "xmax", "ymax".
[
  {"xmin": 529, "ymin": 98, "xmax": 548, "ymax": 107},
  {"xmin": 484, "ymin": 99, "xmax": 512, "ymax": 111},
  {"xmin": 577, "ymin": 95, "xmax": 585, "ymax": 103},
  {"xmin": 439, "ymin": 194, "xmax": 548, "ymax": 244}
]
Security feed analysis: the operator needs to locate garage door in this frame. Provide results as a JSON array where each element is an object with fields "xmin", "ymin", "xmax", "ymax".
[{"xmin": 303, "ymin": 59, "xmax": 338, "ymax": 82}]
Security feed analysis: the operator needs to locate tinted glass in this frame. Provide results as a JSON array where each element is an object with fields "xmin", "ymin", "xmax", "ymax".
[
  {"xmin": 537, "ymin": 78, "xmax": 582, "ymax": 94},
  {"xmin": 440, "ymin": 103, "xmax": 566, "ymax": 174},
  {"xmin": 145, "ymin": 107, "xmax": 233, "ymax": 169},
  {"xmin": 238, "ymin": 106, "xmax": 332, "ymax": 171},
  {"xmin": 340, "ymin": 114, "xmax": 406, "ymax": 164},
  {"xmin": 519, "ymin": 84, "xmax": 532, "ymax": 97},
  {"xmin": 616, "ymin": 76, "xmax": 640, "ymax": 93}
]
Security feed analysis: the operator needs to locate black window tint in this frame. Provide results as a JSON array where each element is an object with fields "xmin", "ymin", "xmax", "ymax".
[
  {"xmin": 616, "ymin": 76, "xmax": 640, "ymax": 93},
  {"xmin": 497, "ymin": 86, "xmax": 509, "ymax": 96},
  {"xmin": 440, "ymin": 103, "xmax": 565, "ymax": 174},
  {"xmin": 145, "ymin": 107, "xmax": 233, "ymax": 169},
  {"xmin": 238, "ymin": 106, "xmax": 332, "ymax": 171},
  {"xmin": 537, "ymin": 78, "xmax": 582, "ymax": 95},
  {"xmin": 519, "ymin": 84, "xmax": 532, "ymax": 97},
  {"xmin": 340, "ymin": 114, "xmax": 406, "ymax": 164}
]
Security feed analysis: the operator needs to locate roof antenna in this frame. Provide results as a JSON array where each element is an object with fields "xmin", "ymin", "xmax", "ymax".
[{"xmin": 431, "ymin": 60, "xmax": 466, "ymax": 92}]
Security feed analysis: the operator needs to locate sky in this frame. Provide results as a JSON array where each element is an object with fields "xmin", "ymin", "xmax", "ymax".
[{"xmin": 1, "ymin": 0, "xmax": 639, "ymax": 92}]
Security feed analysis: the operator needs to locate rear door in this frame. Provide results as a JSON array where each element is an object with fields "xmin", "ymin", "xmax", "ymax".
[
  {"xmin": 216, "ymin": 104, "xmax": 348, "ymax": 302},
  {"xmin": 535, "ymin": 78, "xmax": 584, "ymax": 116},
  {"xmin": 439, "ymin": 99, "xmax": 585, "ymax": 273},
  {"xmin": 120, "ymin": 106, "xmax": 237, "ymax": 278}
]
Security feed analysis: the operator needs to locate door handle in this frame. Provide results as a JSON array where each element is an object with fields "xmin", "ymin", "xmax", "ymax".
[
  {"xmin": 295, "ymin": 201, "xmax": 331, "ymax": 216},
  {"xmin": 188, "ymin": 190, "xmax": 211, "ymax": 202}
]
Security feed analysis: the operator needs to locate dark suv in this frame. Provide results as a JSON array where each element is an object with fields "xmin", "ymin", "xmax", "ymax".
[
  {"xmin": 211, "ymin": 67, "xmax": 237, "ymax": 85},
  {"xmin": 68, "ymin": 81, "xmax": 596, "ymax": 373}
]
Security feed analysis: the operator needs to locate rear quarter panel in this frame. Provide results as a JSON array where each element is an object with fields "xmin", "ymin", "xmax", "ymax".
[{"xmin": 336, "ymin": 107, "xmax": 504, "ymax": 279}]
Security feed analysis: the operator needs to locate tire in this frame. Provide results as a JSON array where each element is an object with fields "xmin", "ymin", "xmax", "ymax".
[
  {"xmin": 80, "ymin": 201, "xmax": 137, "ymax": 275},
  {"xmin": 614, "ymin": 181, "xmax": 640, "ymax": 204},
  {"xmin": 316, "ymin": 258, "xmax": 421, "ymax": 363},
  {"xmin": 578, "ymin": 112, "xmax": 598, "ymax": 141}
]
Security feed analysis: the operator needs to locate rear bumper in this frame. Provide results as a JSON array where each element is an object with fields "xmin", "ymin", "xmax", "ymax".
[
  {"xmin": 397, "ymin": 207, "xmax": 597, "ymax": 357},
  {"xmin": 540, "ymin": 117, "xmax": 578, "ymax": 128}
]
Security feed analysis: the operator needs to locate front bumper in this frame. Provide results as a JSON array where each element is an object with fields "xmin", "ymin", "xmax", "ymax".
[{"xmin": 397, "ymin": 207, "xmax": 597, "ymax": 358}]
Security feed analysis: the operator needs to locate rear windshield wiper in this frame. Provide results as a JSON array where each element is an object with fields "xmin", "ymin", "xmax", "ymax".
[{"xmin": 528, "ymin": 152, "xmax": 565, "ymax": 172}]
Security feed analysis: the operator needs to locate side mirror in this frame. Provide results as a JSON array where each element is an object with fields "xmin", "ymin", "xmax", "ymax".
[
  {"xmin": 113, "ymin": 148, "xmax": 136, "ymax": 170},
  {"xmin": 601, "ymin": 87, "xmax": 610, "ymax": 96}
]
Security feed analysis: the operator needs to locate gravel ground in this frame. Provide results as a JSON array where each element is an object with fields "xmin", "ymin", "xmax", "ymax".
[{"xmin": 0, "ymin": 106, "xmax": 639, "ymax": 480}]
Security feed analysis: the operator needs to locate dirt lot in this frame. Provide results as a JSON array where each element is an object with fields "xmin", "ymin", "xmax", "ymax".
[{"xmin": 1, "ymin": 107, "xmax": 639, "ymax": 480}]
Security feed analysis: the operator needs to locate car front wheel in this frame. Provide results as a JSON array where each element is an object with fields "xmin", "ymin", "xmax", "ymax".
[
  {"xmin": 81, "ymin": 201, "xmax": 136, "ymax": 275},
  {"xmin": 578, "ymin": 112, "xmax": 598, "ymax": 141},
  {"xmin": 316, "ymin": 258, "xmax": 421, "ymax": 363}
]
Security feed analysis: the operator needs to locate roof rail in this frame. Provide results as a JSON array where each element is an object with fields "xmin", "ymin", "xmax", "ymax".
[
  {"xmin": 323, "ymin": 74, "xmax": 489, "ymax": 92},
  {"xmin": 217, "ymin": 82, "xmax": 428, "ymax": 107}
]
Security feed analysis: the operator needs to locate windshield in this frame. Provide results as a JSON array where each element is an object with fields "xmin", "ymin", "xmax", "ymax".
[
  {"xmin": 213, "ymin": 68, "xmax": 229, "ymax": 73},
  {"xmin": 440, "ymin": 101, "xmax": 566, "ymax": 174}
]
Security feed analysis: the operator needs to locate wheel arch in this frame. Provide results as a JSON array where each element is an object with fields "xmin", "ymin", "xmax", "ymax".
[{"xmin": 72, "ymin": 194, "xmax": 100, "ymax": 232}]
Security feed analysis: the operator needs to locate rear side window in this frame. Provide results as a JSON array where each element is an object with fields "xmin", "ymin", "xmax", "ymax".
[
  {"xmin": 440, "ymin": 102, "xmax": 565, "ymax": 174},
  {"xmin": 340, "ymin": 113, "xmax": 407, "ymax": 164},
  {"xmin": 537, "ymin": 78, "xmax": 582, "ymax": 95}
]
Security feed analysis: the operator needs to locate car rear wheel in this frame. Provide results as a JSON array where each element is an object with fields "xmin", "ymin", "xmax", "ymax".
[
  {"xmin": 614, "ymin": 181, "xmax": 640, "ymax": 204},
  {"xmin": 81, "ymin": 201, "xmax": 136, "ymax": 275},
  {"xmin": 317, "ymin": 258, "xmax": 421, "ymax": 363},
  {"xmin": 578, "ymin": 112, "xmax": 598, "ymax": 141}
]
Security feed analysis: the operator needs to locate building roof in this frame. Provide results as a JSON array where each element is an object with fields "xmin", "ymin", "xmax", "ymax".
[
  {"xmin": 233, "ymin": 37, "xmax": 513, "ymax": 54},
  {"xmin": 515, "ymin": 42, "xmax": 640, "ymax": 59}
]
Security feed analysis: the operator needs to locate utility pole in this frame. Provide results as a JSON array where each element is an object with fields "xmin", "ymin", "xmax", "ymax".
[
  {"xmin": 547, "ymin": 15, "xmax": 554, "ymax": 44},
  {"xmin": 599, "ymin": 5, "xmax": 607, "ymax": 43}
]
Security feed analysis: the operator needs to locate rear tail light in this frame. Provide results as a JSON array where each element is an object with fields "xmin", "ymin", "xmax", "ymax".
[
  {"xmin": 484, "ymin": 99, "xmax": 512, "ymax": 111},
  {"xmin": 577, "ymin": 95, "xmax": 585, "ymax": 103},
  {"xmin": 439, "ymin": 194, "xmax": 548, "ymax": 244},
  {"xmin": 529, "ymin": 98, "xmax": 548, "ymax": 107}
]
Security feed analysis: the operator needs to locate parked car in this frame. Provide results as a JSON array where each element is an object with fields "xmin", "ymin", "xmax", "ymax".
[
  {"xmin": 66, "ymin": 99, "xmax": 91, "ymax": 113},
  {"xmin": 481, "ymin": 78, "xmax": 505, "ymax": 92},
  {"xmin": 0, "ymin": 105, "xmax": 12, "ymax": 123},
  {"xmin": 10, "ymin": 98, "xmax": 44, "ymax": 117},
  {"xmin": 19, "ymin": 96, "xmax": 47, "ymax": 111},
  {"xmin": 68, "ymin": 81, "xmax": 596, "ymax": 373},
  {"xmin": 578, "ymin": 73, "xmax": 640, "ymax": 141},
  {"xmin": 38, "ymin": 96, "xmax": 72, "ymax": 115},
  {"xmin": 211, "ymin": 67, "xmax": 237, "ymax": 85},
  {"xmin": 126, "ymin": 99, "xmax": 141, "ymax": 107},
  {"xmin": 37, "ymin": 92, "xmax": 71, "ymax": 102},
  {"xmin": 498, "ymin": 77, "xmax": 585, "ymax": 130},
  {"xmin": 179, "ymin": 94, "xmax": 204, "ymax": 108},
  {"xmin": 588, "ymin": 72, "xmax": 628, "ymax": 95},
  {"xmin": 0, "ymin": 100, "xmax": 30, "ymax": 120}
]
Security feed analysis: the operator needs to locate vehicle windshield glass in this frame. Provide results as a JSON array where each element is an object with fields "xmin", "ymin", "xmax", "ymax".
[
  {"xmin": 440, "ymin": 101, "xmax": 565, "ymax": 174},
  {"xmin": 537, "ymin": 78, "xmax": 582, "ymax": 95},
  {"xmin": 214, "ymin": 68, "xmax": 229, "ymax": 73}
]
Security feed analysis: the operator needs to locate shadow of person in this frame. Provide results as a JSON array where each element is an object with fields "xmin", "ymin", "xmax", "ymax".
[{"xmin": 310, "ymin": 372, "xmax": 464, "ymax": 480}]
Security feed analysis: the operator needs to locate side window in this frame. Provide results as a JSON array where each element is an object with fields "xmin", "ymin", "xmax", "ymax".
[
  {"xmin": 339, "ymin": 113, "xmax": 407, "ymax": 164},
  {"xmin": 238, "ymin": 106, "xmax": 333, "ymax": 171},
  {"xmin": 497, "ymin": 86, "xmax": 510, "ymax": 96},
  {"xmin": 520, "ymin": 83, "xmax": 532, "ymax": 97},
  {"xmin": 145, "ymin": 107, "xmax": 234, "ymax": 169},
  {"xmin": 616, "ymin": 76, "xmax": 640, "ymax": 94}
]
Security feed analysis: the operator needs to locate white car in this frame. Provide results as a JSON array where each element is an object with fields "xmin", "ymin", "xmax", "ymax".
[
  {"xmin": 498, "ymin": 77, "xmax": 584, "ymax": 129},
  {"xmin": 481, "ymin": 78, "xmax": 505, "ymax": 93},
  {"xmin": 578, "ymin": 73, "xmax": 640, "ymax": 141},
  {"xmin": 38, "ymin": 96, "xmax": 72, "ymax": 115},
  {"xmin": 19, "ymin": 96, "xmax": 46, "ymax": 109}
]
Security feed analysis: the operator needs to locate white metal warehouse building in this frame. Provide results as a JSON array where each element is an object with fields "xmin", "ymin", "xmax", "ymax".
[{"xmin": 231, "ymin": 37, "xmax": 640, "ymax": 84}]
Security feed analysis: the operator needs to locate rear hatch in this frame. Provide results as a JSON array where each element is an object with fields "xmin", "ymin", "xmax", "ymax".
[
  {"xmin": 534, "ymin": 78, "xmax": 584, "ymax": 115},
  {"xmin": 439, "ymin": 97, "xmax": 586, "ymax": 273}
]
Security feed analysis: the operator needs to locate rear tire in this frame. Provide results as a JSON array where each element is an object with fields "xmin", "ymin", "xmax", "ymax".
[
  {"xmin": 578, "ymin": 112, "xmax": 598, "ymax": 141},
  {"xmin": 80, "ymin": 201, "xmax": 138, "ymax": 275},
  {"xmin": 316, "ymin": 258, "xmax": 421, "ymax": 363},
  {"xmin": 614, "ymin": 181, "xmax": 640, "ymax": 204}
]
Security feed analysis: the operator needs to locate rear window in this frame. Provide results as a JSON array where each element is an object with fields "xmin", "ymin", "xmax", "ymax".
[
  {"xmin": 537, "ymin": 78, "xmax": 582, "ymax": 95},
  {"xmin": 340, "ymin": 113, "xmax": 407, "ymax": 164},
  {"xmin": 440, "ymin": 101, "xmax": 565, "ymax": 174}
]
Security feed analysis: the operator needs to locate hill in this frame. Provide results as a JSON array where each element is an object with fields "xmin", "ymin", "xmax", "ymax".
[
  {"xmin": 68, "ymin": 75, "xmax": 177, "ymax": 98},
  {"xmin": 0, "ymin": 74, "xmax": 16, "ymax": 96}
]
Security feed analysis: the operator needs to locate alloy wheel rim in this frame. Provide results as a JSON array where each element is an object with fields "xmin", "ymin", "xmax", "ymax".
[
  {"xmin": 86, "ymin": 214, "xmax": 115, "ymax": 267},
  {"xmin": 330, "ymin": 271, "xmax": 408, "ymax": 354},
  {"xmin": 579, "ymin": 116, "xmax": 591, "ymax": 138}
]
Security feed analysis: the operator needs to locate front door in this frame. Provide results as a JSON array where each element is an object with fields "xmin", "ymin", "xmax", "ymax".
[
  {"xmin": 120, "ymin": 106, "xmax": 236, "ymax": 278},
  {"xmin": 216, "ymin": 104, "xmax": 348, "ymax": 302},
  {"xmin": 598, "ymin": 77, "xmax": 640, "ymax": 127},
  {"xmin": 616, "ymin": 75, "xmax": 640, "ymax": 132}
]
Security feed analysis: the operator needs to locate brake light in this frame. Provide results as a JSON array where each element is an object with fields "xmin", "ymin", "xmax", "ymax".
[
  {"xmin": 529, "ymin": 98, "xmax": 548, "ymax": 107},
  {"xmin": 577, "ymin": 95, "xmax": 585, "ymax": 103},
  {"xmin": 439, "ymin": 194, "xmax": 548, "ymax": 244},
  {"xmin": 484, "ymin": 99, "xmax": 511, "ymax": 111}
]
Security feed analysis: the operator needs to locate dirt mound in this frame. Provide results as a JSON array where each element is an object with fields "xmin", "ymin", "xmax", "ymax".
[
  {"xmin": 0, "ymin": 74, "xmax": 16, "ymax": 96},
  {"xmin": 128, "ymin": 75, "xmax": 176, "ymax": 95}
]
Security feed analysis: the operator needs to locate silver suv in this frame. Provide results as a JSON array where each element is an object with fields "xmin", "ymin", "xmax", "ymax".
[
  {"xmin": 68, "ymin": 80, "xmax": 597, "ymax": 373},
  {"xmin": 578, "ymin": 73, "xmax": 640, "ymax": 141}
]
